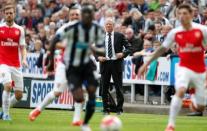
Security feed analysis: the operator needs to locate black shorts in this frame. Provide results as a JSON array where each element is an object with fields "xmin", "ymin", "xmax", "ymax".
[{"xmin": 66, "ymin": 61, "xmax": 98, "ymax": 91}]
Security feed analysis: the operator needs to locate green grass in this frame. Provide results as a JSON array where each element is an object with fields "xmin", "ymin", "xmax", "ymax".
[{"xmin": 0, "ymin": 108, "xmax": 207, "ymax": 131}]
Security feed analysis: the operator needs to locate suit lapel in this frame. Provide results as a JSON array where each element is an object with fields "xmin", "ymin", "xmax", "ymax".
[{"xmin": 114, "ymin": 32, "xmax": 118, "ymax": 46}]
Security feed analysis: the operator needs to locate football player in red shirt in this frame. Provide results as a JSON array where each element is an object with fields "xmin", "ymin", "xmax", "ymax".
[
  {"xmin": 139, "ymin": 4, "xmax": 207, "ymax": 131},
  {"xmin": 0, "ymin": 4, "xmax": 27, "ymax": 120}
]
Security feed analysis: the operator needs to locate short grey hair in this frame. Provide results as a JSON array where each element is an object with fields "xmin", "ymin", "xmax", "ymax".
[
  {"xmin": 129, "ymin": 8, "xmax": 142, "ymax": 17},
  {"xmin": 104, "ymin": 17, "xmax": 115, "ymax": 25}
]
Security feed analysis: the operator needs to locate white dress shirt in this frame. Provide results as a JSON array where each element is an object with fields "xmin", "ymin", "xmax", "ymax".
[{"xmin": 105, "ymin": 31, "xmax": 117, "ymax": 60}]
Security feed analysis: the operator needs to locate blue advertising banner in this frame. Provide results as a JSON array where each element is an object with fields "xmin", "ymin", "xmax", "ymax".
[
  {"xmin": 123, "ymin": 57, "xmax": 171, "ymax": 85},
  {"xmin": 22, "ymin": 53, "xmax": 44, "ymax": 78},
  {"xmin": 30, "ymin": 80, "xmax": 74, "ymax": 109}
]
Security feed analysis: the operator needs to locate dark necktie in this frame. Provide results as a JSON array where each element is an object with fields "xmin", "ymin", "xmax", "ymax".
[{"xmin": 108, "ymin": 33, "xmax": 112, "ymax": 58}]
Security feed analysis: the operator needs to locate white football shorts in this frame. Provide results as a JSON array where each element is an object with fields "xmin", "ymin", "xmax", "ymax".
[
  {"xmin": 53, "ymin": 62, "xmax": 68, "ymax": 93},
  {"xmin": 0, "ymin": 64, "xmax": 23, "ymax": 91},
  {"xmin": 175, "ymin": 65, "xmax": 206, "ymax": 106}
]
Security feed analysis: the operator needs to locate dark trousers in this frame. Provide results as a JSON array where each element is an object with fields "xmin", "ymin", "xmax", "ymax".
[{"xmin": 101, "ymin": 60, "xmax": 124, "ymax": 112}]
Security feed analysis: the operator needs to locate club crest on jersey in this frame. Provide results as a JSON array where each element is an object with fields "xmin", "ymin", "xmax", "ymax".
[
  {"xmin": 195, "ymin": 31, "xmax": 201, "ymax": 38},
  {"xmin": 15, "ymin": 30, "xmax": 20, "ymax": 36},
  {"xmin": 177, "ymin": 34, "xmax": 183, "ymax": 39},
  {"xmin": 0, "ymin": 30, "xmax": 4, "ymax": 34}
]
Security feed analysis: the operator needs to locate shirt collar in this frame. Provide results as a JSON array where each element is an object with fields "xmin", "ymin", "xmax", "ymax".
[
  {"xmin": 4, "ymin": 22, "xmax": 16, "ymax": 27},
  {"xmin": 106, "ymin": 31, "xmax": 114, "ymax": 36}
]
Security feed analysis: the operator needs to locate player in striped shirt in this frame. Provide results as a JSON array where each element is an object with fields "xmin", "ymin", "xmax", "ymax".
[{"xmin": 29, "ymin": 6, "xmax": 85, "ymax": 126}]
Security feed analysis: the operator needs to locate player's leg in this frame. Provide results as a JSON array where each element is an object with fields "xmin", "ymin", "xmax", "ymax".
[
  {"xmin": 10, "ymin": 90, "xmax": 22, "ymax": 108},
  {"xmin": 71, "ymin": 86, "xmax": 84, "ymax": 124},
  {"xmin": 190, "ymin": 72, "xmax": 206, "ymax": 113},
  {"xmin": 0, "ymin": 65, "xmax": 13, "ymax": 120},
  {"xmin": 82, "ymin": 63, "xmax": 98, "ymax": 131},
  {"xmin": 37, "ymin": 84, "xmax": 65, "ymax": 111},
  {"xmin": 29, "ymin": 62, "xmax": 67, "ymax": 121},
  {"xmin": 2, "ymin": 83, "xmax": 12, "ymax": 120},
  {"xmin": 83, "ymin": 85, "xmax": 96, "ymax": 125},
  {"xmin": 166, "ymin": 66, "xmax": 190, "ymax": 131},
  {"xmin": 10, "ymin": 67, "xmax": 24, "ymax": 108},
  {"xmin": 166, "ymin": 87, "xmax": 186, "ymax": 130},
  {"xmin": 72, "ymin": 102, "xmax": 83, "ymax": 125},
  {"xmin": 38, "ymin": 62, "xmax": 67, "ymax": 111},
  {"xmin": 72, "ymin": 82, "xmax": 86, "ymax": 126}
]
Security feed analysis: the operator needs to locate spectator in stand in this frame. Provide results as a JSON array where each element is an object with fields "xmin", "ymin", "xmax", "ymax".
[
  {"xmin": 167, "ymin": 0, "xmax": 184, "ymax": 19},
  {"xmin": 125, "ymin": 27, "xmax": 143, "ymax": 55},
  {"xmin": 18, "ymin": 9, "xmax": 32, "ymax": 29},
  {"xmin": 154, "ymin": 10, "xmax": 170, "ymax": 25},
  {"xmin": 56, "ymin": 10, "xmax": 64, "ymax": 27},
  {"xmin": 153, "ymin": 40, "xmax": 161, "ymax": 50},
  {"xmin": 159, "ymin": 0, "xmax": 171, "ymax": 17},
  {"xmin": 115, "ymin": 0, "xmax": 128, "ymax": 15},
  {"xmin": 49, "ymin": 0, "xmax": 61, "ymax": 13},
  {"xmin": 43, "ymin": 17, "xmax": 50, "ymax": 32},
  {"xmin": 61, "ymin": 6, "xmax": 70, "ymax": 22},
  {"xmin": 38, "ymin": 29, "xmax": 47, "ymax": 46},
  {"xmin": 144, "ymin": 9, "xmax": 155, "ymax": 33},
  {"xmin": 99, "ymin": 8, "xmax": 115, "ymax": 27},
  {"xmin": 47, "ymin": 22, "xmax": 56, "ymax": 41},
  {"xmin": 131, "ymin": 0, "xmax": 149, "ymax": 14},
  {"xmin": 154, "ymin": 21, "xmax": 163, "ymax": 41},
  {"xmin": 192, "ymin": 5, "xmax": 203, "ymax": 24},
  {"xmin": 144, "ymin": 24, "xmax": 157, "ymax": 42},
  {"xmin": 43, "ymin": 0, "xmax": 53, "ymax": 17},
  {"xmin": 159, "ymin": 24, "xmax": 173, "ymax": 42},
  {"xmin": 133, "ymin": 39, "xmax": 153, "ymax": 57},
  {"xmin": 25, "ymin": 34, "xmax": 35, "ymax": 53},
  {"xmin": 32, "ymin": 8, "xmax": 44, "ymax": 31},
  {"xmin": 50, "ymin": 12, "xmax": 59, "ymax": 23},
  {"xmin": 0, "ymin": 6, "xmax": 4, "ymax": 24},
  {"xmin": 34, "ymin": 39, "xmax": 44, "ymax": 54},
  {"xmin": 123, "ymin": 8, "xmax": 145, "ymax": 35},
  {"xmin": 132, "ymin": 39, "xmax": 153, "ymax": 75},
  {"xmin": 169, "ymin": 7, "xmax": 181, "ymax": 27}
]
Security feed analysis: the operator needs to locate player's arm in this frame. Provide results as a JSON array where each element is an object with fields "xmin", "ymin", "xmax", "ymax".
[
  {"xmin": 201, "ymin": 26, "xmax": 207, "ymax": 87},
  {"xmin": 91, "ymin": 26, "xmax": 106, "ymax": 61},
  {"xmin": 46, "ymin": 35, "xmax": 62, "ymax": 71},
  {"xmin": 19, "ymin": 28, "xmax": 28, "ymax": 67},
  {"xmin": 46, "ymin": 24, "xmax": 71, "ymax": 71},
  {"xmin": 138, "ymin": 29, "xmax": 175, "ymax": 76},
  {"xmin": 21, "ymin": 46, "xmax": 27, "ymax": 65}
]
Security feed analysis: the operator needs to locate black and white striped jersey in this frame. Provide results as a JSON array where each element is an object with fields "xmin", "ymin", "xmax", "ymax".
[{"xmin": 55, "ymin": 21, "xmax": 105, "ymax": 67}]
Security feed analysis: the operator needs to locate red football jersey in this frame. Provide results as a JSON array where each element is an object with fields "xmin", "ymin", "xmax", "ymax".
[
  {"xmin": 0, "ymin": 23, "xmax": 26, "ymax": 67},
  {"xmin": 163, "ymin": 23, "xmax": 207, "ymax": 73}
]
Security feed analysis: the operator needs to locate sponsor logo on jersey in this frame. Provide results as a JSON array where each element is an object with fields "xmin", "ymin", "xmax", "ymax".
[
  {"xmin": 1, "ymin": 38, "xmax": 18, "ymax": 46},
  {"xmin": 15, "ymin": 30, "xmax": 20, "ymax": 36},
  {"xmin": 177, "ymin": 34, "xmax": 183, "ymax": 39},
  {"xmin": 180, "ymin": 43, "xmax": 202, "ymax": 53},
  {"xmin": 195, "ymin": 31, "xmax": 201, "ymax": 38},
  {"xmin": 1, "ymin": 41, "xmax": 18, "ymax": 46}
]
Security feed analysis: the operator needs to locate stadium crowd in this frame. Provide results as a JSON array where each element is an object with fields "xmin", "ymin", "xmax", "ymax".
[
  {"xmin": 1, "ymin": 0, "xmax": 207, "ymax": 99},
  {"xmin": 0, "ymin": 0, "xmax": 205, "ymax": 56}
]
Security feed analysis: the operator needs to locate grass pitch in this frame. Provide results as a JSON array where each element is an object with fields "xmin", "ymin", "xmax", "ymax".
[{"xmin": 0, "ymin": 108, "xmax": 207, "ymax": 131}]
